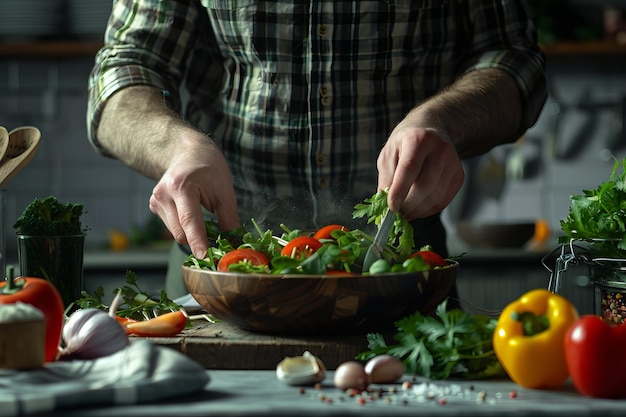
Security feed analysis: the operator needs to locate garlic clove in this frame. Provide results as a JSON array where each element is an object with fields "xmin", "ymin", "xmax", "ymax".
[
  {"xmin": 276, "ymin": 351, "xmax": 326, "ymax": 385},
  {"xmin": 333, "ymin": 361, "xmax": 369, "ymax": 391},
  {"xmin": 364, "ymin": 354, "xmax": 405, "ymax": 384}
]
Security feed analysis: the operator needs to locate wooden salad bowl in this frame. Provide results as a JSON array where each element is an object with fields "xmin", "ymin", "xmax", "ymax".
[{"xmin": 182, "ymin": 262, "xmax": 458, "ymax": 335}]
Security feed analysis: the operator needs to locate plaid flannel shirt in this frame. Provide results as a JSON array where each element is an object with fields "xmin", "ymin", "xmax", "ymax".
[{"xmin": 87, "ymin": 0, "xmax": 546, "ymax": 228}]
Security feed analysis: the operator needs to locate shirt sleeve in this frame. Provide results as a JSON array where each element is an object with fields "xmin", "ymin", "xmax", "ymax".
[
  {"xmin": 86, "ymin": 0, "xmax": 205, "ymax": 156},
  {"xmin": 460, "ymin": 0, "xmax": 548, "ymax": 136}
]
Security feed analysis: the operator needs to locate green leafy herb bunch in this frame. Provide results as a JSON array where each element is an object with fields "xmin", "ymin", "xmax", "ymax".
[{"xmin": 14, "ymin": 196, "xmax": 87, "ymax": 236}]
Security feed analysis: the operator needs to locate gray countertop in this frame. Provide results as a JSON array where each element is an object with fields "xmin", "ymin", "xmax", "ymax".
[
  {"xmin": 83, "ymin": 248, "xmax": 170, "ymax": 269},
  {"xmin": 35, "ymin": 370, "xmax": 626, "ymax": 417}
]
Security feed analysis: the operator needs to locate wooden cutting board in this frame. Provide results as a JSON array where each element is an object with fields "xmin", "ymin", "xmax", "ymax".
[{"xmin": 149, "ymin": 320, "xmax": 371, "ymax": 370}]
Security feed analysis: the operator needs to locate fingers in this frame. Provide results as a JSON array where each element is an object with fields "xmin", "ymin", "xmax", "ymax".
[
  {"xmin": 150, "ymin": 169, "xmax": 240, "ymax": 259},
  {"xmin": 378, "ymin": 127, "xmax": 465, "ymax": 220}
]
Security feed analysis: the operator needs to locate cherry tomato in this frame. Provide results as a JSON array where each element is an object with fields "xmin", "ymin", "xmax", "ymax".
[
  {"xmin": 281, "ymin": 236, "xmax": 323, "ymax": 258},
  {"xmin": 0, "ymin": 277, "xmax": 64, "ymax": 362},
  {"xmin": 313, "ymin": 224, "xmax": 348, "ymax": 240},
  {"xmin": 217, "ymin": 248, "xmax": 270, "ymax": 272},
  {"xmin": 409, "ymin": 250, "xmax": 446, "ymax": 268}
]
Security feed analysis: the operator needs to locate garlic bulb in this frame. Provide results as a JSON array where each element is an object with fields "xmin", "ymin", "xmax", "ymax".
[
  {"xmin": 59, "ymin": 308, "xmax": 129, "ymax": 360},
  {"xmin": 276, "ymin": 351, "xmax": 326, "ymax": 385}
]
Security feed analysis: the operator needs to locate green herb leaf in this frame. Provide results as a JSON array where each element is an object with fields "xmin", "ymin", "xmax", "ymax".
[
  {"xmin": 355, "ymin": 299, "xmax": 502, "ymax": 380},
  {"xmin": 14, "ymin": 196, "xmax": 87, "ymax": 235},
  {"xmin": 559, "ymin": 157, "xmax": 626, "ymax": 258},
  {"xmin": 76, "ymin": 270, "xmax": 181, "ymax": 320}
]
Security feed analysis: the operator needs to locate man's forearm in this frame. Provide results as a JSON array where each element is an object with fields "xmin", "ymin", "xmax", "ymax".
[
  {"xmin": 406, "ymin": 68, "xmax": 524, "ymax": 159},
  {"xmin": 97, "ymin": 86, "xmax": 200, "ymax": 180}
]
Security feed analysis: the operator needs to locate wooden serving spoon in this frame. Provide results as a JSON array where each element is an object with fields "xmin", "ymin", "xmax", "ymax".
[
  {"xmin": 0, "ymin": 127, "xmax": 10, "ymax": 165},
  {"xmin": 0, "ymin": 126, "xmax": 41, "ymax": 188}
]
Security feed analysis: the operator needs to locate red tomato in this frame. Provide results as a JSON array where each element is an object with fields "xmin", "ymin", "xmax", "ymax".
[
  {"xmin": 313, "ymin": 224, "xmax": 348, "ymax": 240},
  {"xmin": 565, "ymin": 315, "xmax": 626, "ymax": 398},
  {"xmin": 281, "ymin": 236, "xmax": 323, "ymax": 258},
  {"xmin": 217, "ymin": 248, "xmax": 270, "ymax": 272},
  {"xmin": 409, "ymin": 250, "xmax": 446, "ymax": 268},
  {"xmin": 0, "ymin": 277, "xmax": 64, "ymax": 362}
]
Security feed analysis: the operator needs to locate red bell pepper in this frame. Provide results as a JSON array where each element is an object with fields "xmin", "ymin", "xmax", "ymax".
[
  {"xmin": 125, "ymin": 310, "xmax": 187, "ymax": 337},
  {"xmin": 565, "ymin": 315, "xmax": 626, "ymax": 398},
  {"xmin": 0, "ymin": 277, "xmax": 65, "ymax": 362}
]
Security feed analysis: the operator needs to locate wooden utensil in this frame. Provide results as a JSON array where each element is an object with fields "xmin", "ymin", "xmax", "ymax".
[
  {"xmin": 0, "ymin": 127, "xmax": 10, "ymax": 164},
  {"xmin": 0, "ymin": 126, "xmax": 41, "ymax": 188}
]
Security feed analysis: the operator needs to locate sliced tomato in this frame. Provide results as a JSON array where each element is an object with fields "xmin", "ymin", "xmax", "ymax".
[
  {"xmin": 409, "ymin": 250, "xmax": 446, "ymax": 268},
  {"xmin": 281, "ymin": 236, "xmax": 323, "ymax": 258},
  {"xmin": 313, "ymin": 224, "xmax": 348, "ymax": 240},
  {"xmin": 217, "ymin": 248, "xmax": 270, "ymax": 272}
]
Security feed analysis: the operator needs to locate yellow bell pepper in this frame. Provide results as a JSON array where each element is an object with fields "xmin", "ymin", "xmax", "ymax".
[{"xmin": 493, "ymin": 289, "xmax": 579, "ymax": 389}]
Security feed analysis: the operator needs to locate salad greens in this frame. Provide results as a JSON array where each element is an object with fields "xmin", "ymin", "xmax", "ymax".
[
  {"xmin": 559, "ymin": 157, "xmax": 626, "ymax": 258},
  {"xmin": 356, "ymin": 300, "xmax": 503, "ymax": 380},
  {"xmin": 184, "ymin": 189, "xmax": 438, "ymax": 274}
]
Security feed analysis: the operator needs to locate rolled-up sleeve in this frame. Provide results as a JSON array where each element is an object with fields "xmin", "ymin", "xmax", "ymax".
[
  {"xmin": 87, "ymin": 0, "xmax": 203, "ymax": 156},
  {"xmin": 461, "ymin": 0, "xmax": 548, "ymax": 134}
]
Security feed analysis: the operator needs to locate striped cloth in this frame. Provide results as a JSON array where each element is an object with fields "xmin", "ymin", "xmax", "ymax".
[{"xmin": 0, "ymin": 340, "xmax": 210, "ymax": 417}]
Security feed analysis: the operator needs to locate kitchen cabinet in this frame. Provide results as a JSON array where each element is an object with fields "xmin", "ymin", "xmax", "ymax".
[{"xmin": 0, "ymin": 41, "xmax": 103, "ymax": 58}]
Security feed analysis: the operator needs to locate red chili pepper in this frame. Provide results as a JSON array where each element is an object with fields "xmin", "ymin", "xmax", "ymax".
[
  {"xmin": 0, "ymin": 277, "xmax": 65, "ymax": 362},
  {"xmin": 125, "ymin": 310, "xmax": 187, "ymax": 337},
  {"xmin": 565, "ymin": 315, "xmax": 626, "ymax": 398},
  {"xmin": 114, "ymin": 315, "xmax": 138, "ymax": 334}
]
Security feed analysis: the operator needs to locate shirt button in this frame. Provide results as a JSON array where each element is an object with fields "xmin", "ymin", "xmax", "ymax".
[
  {"xmin": 321, "ymin": 96, "xmax": 331, "ymax": 106},
  {"xmin": 319, "ymin": 86, "xmax": 329, "ymax": 97},
  {"xmin": 318, "ymin": 177, "xmax": 327, "ymax": 188},
  {"xmin": 317, "ymin": 25, "xmax": 328, "ymax": 37},
  {"xmin": 315, "ymin": 154, "xmax": 327, "ymax": 165}
]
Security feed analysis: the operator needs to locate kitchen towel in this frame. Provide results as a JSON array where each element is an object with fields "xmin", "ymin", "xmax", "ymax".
[{"xmin": 0, "ymin": 339, "xmax": 210, "ymax": 416}]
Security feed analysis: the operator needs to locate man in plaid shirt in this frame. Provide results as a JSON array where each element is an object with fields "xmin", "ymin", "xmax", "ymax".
[{"xmin": 87, "ymin": 0, "xmax": 546, "ymax": 296}]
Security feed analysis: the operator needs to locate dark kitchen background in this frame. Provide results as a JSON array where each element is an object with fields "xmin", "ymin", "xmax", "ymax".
[{"xmin": 0, "ymin": 0, "xmax": 625, "ymax": 313}]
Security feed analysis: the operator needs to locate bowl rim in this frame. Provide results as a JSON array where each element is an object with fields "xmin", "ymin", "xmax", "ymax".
[{"xmin": 182, "ymin": 260, "xmax": 459, "ymax": 279}]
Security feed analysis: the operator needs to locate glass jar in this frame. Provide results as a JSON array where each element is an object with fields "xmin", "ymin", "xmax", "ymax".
[
  {"xmin": 17, "ymin": 234, "xmax": 85, "ymax": 308},
  {"xmin": 590, "ymin": 264, "xmax": 626, "ymax": 324}
]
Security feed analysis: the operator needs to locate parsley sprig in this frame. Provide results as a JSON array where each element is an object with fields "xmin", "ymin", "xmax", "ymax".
[
  {"xmin": 356, "ymin": 300, "xmax": 503, "ymax": 380},
  {"xmin": 75, "ymin": 270, "xmax": 181, "ymax": 320},
  {"xmin": 559, "ymin": 158, "xmax": 626, "ymax": 258}
]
